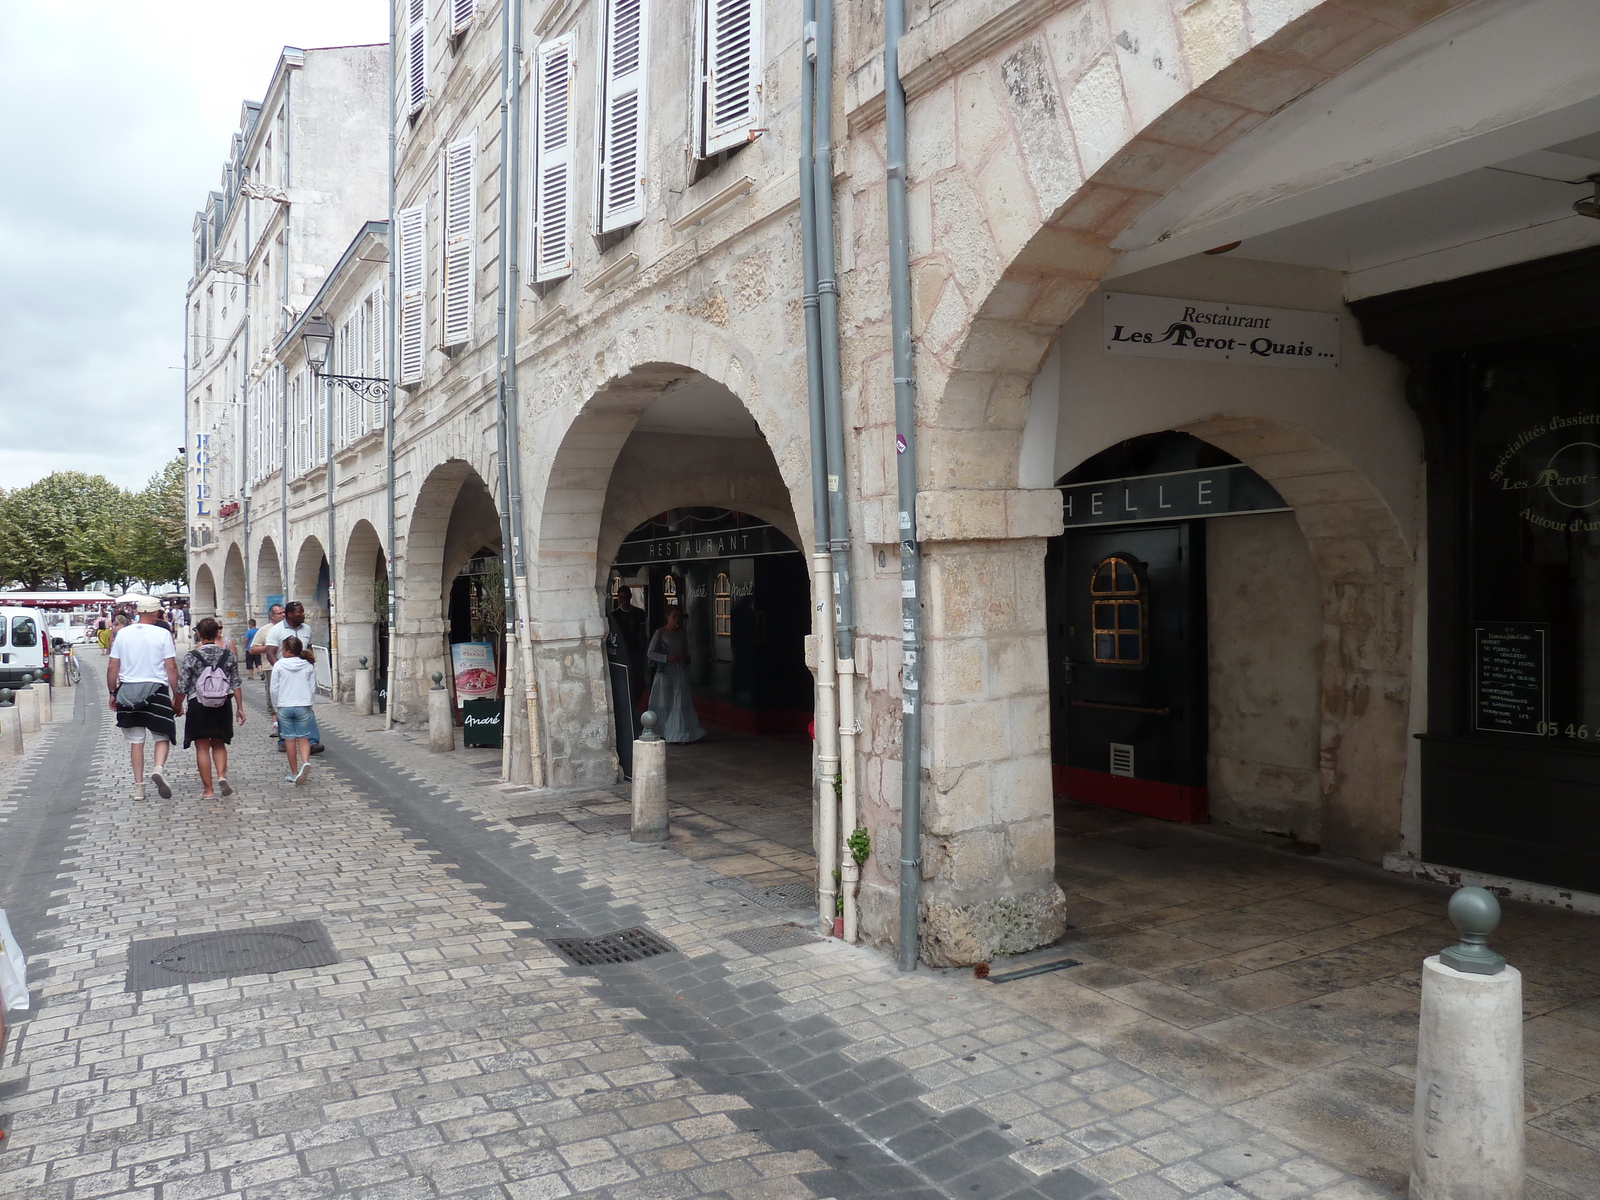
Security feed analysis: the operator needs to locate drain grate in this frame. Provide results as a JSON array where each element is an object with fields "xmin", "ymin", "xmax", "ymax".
[
  {"xmin": 507, "ymin": 811, "xmax": 566, "ymax": 826},
  {"xmin": 726, "ymin": 924, "xmax": 821, "ymax": 954},
  {"xmin": 740, "ymin": 883, "xmax": 818, "ymax": 910},
  {"xmin": 127, "ymin": 920, "xmax": 338, "ymax": 991},
  {"xmin": 569, "ymin": 813, "xmax": 633, "ymax": 834},
  {"xmin": 547, "ymin": 927, "xmax": 676, "ymax": 966}
]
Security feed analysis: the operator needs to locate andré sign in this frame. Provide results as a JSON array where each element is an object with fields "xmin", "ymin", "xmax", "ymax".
[{"xmin": 1103, "ymin": 292, "xmax": 1340, "ymax": 370}]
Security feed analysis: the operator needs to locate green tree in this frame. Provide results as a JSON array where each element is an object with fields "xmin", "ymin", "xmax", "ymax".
[
  {"xmin": 0, "ymin": 472, "xmax": 129, "ymax": 589},
  {"xmin": 123, "ymin": 456, "xmax": 187, "ymax": 588}
]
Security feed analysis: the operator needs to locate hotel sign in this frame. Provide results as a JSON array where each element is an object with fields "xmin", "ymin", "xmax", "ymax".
[
  {"xmin": 1062, "ymin": 465, "xmax": 1289, "ymax": 528},
  {"xmin": 1104, "ymin": 292, "xmax": 1340, "ymax": 369}
]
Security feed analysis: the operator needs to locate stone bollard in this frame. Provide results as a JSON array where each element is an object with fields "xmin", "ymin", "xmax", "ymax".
[
  {"xmin": 1411, "ymin": 886, "xmax": 1523, "ymax": 1200},
  {"xmin": 427, "ymin": 672, "xmax": 455, "ymax": 753},
  {"xmin": 15, "ymin": 674, "xmax": 40, "ymax": 735},
  {"xmin": 0, "ymin": 691, "xmax": 20, "ymax": 758},
  {"xmin": 354, "ymin": 656, "xmax": 373, "ymax": 716},
  {"xmin": 38, "ymin": 674, "xmax": 53, "ymax": 724},
  {"xmin": 630, "ymin": 711, "xmax": 668, "ymax": 843}
]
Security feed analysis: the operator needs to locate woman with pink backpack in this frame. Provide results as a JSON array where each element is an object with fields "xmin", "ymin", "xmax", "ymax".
[{"xmin": 176, "ymin": 617, "xmax": 246, "ymax": 799}]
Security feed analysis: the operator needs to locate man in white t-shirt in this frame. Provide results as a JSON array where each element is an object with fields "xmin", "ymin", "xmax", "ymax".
[
  {"xmin": 107, "ymin": 595, "xmax": 182, "ymax": 802},
  {"xmin": 260, "ymin": 601, "xmax": 322, "ymax": 754}
]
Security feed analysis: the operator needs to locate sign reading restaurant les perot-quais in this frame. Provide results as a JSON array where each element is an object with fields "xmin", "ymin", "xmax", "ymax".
[
  {"xmin": 1062, "ymin": 464, "xmax": 1289, "ymax": 529},
  {"xmin": 1103, "ymin": 292, "xmax": 1340, "ymax": 369}
]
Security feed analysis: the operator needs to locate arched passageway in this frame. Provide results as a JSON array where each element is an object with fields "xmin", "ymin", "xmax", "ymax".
[
  {"xmin": 191, "ymin": 564, "xmax": 218, "ymax": 624},
  {"xmin": 291, "ymin": 536, "xmax": 330, "ymax": 658},
  {"xmin": 221, "ymin": 544, "xmax": 246, "ymax": 624},
  {"xmin": 255, "ymin": 538, "xmax": 283, "ymax": 621},
  {"xmin": 337, "ymin": 520, "xmax": 386, "ymax": 705}
]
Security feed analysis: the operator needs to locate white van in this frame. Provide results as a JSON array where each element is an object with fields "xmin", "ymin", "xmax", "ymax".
[{"xmin": 0, "ymin": 607, "xmax": 52, "ymax": 688}]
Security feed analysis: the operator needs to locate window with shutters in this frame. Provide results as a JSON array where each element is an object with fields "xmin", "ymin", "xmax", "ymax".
[
  {"xmin": 450, "ymin": 0, "xmax": 475, "ymax": 36},
  {"xmin": 598, "ymin": 0, "xmax": 648, "ymax": 233},
  {"xmin": 310, "ymin": 366, "xmax": 327, "ymax": 470},
  {"xmin": 338, "ymin": 314, "xmax": 361, "ymax": 447},
  {"xmin": 441, "ymin": 136, "xmax": 475, "ymax": 347},
  {"xmin": 695, "ymin": 0, "xmax": 762, "ymax": 159},
  {"xmin": 397, "ymin": 204, "xmax": 427, "ymax": 384},
  {"xmin": 532, "ymin": 34, "xmax": 576, "ymax": 282},
  {"xmin": 366, "ymin": 288, "xmax": 388, "ymax": 429},
  {"xmin": 406, "ymin": 0, "xmax": 428, "ymax": 114}
]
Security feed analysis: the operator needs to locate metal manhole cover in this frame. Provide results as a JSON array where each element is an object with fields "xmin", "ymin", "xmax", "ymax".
[
  {"xmin": 707, "ymin": 876, "xmax": 747, "ymax": 889},
  {"xmin": 570, "ymin": 813, "xmax": 633, "ymax": 834},
  {"xmin": 726, "ymin": 924, "xmax": 821, "ymax": 954},
  {"xmin": 740, "ymin": 883, "xmax": 817, "ymax": 910},
  {"xmin": 127, "ymin": 920, "xmax": 338, "ymax": 991},
  {"xmin": 507, "ymin": 811, "xmax": 566, "ymax": 826},
  {"xmin": 548, "ymin": 927, "xmax": 676, "ymax": 967}
]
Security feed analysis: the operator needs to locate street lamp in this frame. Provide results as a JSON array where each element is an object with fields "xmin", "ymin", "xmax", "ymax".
[{"xmin": 299, "ymin": 313, "xmax": 390, "ymax": 404}]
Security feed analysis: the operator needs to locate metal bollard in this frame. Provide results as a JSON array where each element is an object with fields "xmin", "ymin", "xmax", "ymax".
[
  {"xmin": 427, "ymin": 671, "xmax": 455, "ymax": 753},
  {"xmin": 15, "ymin": 674, "xmax": 40, "ymax": 735},
  {"xmin": 1411, "ymin": 886, "xmax": 1523, "ymax": 1200},
  {"xmin": 630, "ymin": 711, "xmax": 668, "ymax": 843},
  {"xmin": 354, "ymin": 656, "xmax": 373, "ymax": 716}
]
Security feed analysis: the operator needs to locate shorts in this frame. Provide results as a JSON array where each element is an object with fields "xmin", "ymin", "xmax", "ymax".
[
  {"xmin": 277, "ymin": 706, "xmax": 315, "ymax": 739},
  {"xmin": 245, "ymin": 651, "xmax": 262, "ymax": 669},
  {"xmin": 121, "ymin": 726, "xmax": 170, "ymax": 744}
]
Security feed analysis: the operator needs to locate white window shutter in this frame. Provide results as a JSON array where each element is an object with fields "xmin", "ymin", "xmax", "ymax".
[
  {"xmin": 598, "ymin": 0, "xmax": 648, "ymax": 232},
  {"xmin": 533, "ymin": 35, "xmax": 576, "ymax": 281},
  {"xmin": 339, "ymin": 315, "xmax": 360, "ymax": 445},
  {"xmin": 441, "ymin": 136, "xmax": 475, "ymax": 346},
  {"xmin": 312, "ymin": 369, "xmax": 327, "ymax": 466},
  {"xmin": 702, "ymin": 0, "xmax": 762, "ymax": 156},
  {"xmin": 451, "ymin": 0, "xmax": 475, "ymax": 35},
  {"xmin": 407, "ymin": 0, "xmax": 428, "ymax": 113},
  {"xmin": 368, "ymin": 289, "xmax": 388, "ymax": 428},
  {"xmin": 397, "ymin": 205, "xmax": 427, "ymax": 384}
]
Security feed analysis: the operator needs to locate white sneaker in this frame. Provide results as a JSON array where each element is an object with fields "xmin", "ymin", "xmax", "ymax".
[
  {"xmin": 150, "ymin": 770, "xmax": 172, "ymax": 799},
  {"xmin": 294, "ymin": 763, "xmax": 311, "ymax": 786},
  {"xmin": 283, "ymin": 773, "xmax": 297, "ymax": 783},
  {"xmin": 218, "ymin": 777, "xmax": 233, "ymax": 797},
  {"xmin": 132, "ymin": 782, "xmax": 145, "ymax": 802}
]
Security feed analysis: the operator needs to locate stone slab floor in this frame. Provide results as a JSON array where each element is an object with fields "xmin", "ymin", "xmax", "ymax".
[{"xmin": 1, "ymin": 679, "xmax": 1595, "ymax": 1200}]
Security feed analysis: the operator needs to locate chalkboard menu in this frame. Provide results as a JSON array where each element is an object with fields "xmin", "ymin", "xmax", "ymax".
[{"xmin": 1475, "ymin": 623, "xmax": 1547, "ymax": 735}]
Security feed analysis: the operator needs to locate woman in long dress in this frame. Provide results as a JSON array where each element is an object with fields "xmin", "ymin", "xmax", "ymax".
[{"xmin": 646, "ymin": 609, "xmax": 705, "ymax": 743}]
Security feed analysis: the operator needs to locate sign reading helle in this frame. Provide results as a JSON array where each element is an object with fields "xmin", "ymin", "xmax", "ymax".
[{"xmin": 1103, "ymin": 292, "xmax": 1340, "ymax": 370}]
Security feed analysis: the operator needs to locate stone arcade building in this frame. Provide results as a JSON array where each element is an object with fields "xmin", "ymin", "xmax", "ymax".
[{"xmin": 187, "ymin": 0, "xmax": 1600, "ymax": 966}]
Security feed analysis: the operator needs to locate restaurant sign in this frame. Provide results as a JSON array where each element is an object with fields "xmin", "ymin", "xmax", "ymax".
[
  {"xmin": 1062, "ymin": 464, "xmax": 1289, "ymax": 529},
  {"xmin": 1104, "ymin": 292, "xmax": 1340, "ymax": 370},
  {"xmin": 614, "ymin": 523, "xmax": 794, "ymax": 566}
]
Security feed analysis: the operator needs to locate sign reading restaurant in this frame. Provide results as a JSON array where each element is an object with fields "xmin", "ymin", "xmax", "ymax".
[{"xmin": 1103, "ymin": 292, "xmax": 1340, "ymax": 370}]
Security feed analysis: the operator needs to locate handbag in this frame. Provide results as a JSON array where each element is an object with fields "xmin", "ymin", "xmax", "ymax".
[{"xmin": 114, "ymin": 681, "xmax": 161, "ymax": 711}]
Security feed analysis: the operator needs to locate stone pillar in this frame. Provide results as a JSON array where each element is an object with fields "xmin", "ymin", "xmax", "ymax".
[
  {"xmin": 858, "ymin": 489, "xmax": 1068, "ymax": 967},
  {"xmin": 427, "ymin": 672, "xmax": 455, "ymax": 753},
  {"xmin": 533, "ymin": 627, "xmax": 620, "ymax": 788},
  {"xmin": 0, "ymin": 699, "xmax": 20, "ymax": 758},
  {"xmin": 631, "ymin": 713, "xmax": 668, "ymax": 843},
  {"xmin": 353, "ymin": 658, "xmax": 373, "ymax": 716},
  {"xmin": 16, "ymin": 678, "xmax": 40, "ymax": 735},
  {"xmin": 337, "ymin": 610, "xmax": 377, "ymax": 704},
  {"xmin": 392, "ymin": 614, "xmax": 448, "ymax": 724},
  {"xmin": 1411, "ymin": 888, "xmax": 1524, "ymax": 1200}
]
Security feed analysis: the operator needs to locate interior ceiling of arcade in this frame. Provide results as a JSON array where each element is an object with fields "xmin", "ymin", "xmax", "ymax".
[{"xmin": 1108, "ymin": 0, "xmax": 1600, "ymax": 300}]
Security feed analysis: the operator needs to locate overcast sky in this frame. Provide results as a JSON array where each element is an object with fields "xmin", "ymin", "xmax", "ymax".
[{"xmin": 0, "ymin": 3, "xmax": 388, "ymax": 493}]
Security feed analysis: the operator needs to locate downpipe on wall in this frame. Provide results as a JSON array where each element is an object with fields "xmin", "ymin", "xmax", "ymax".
[
  {"xmin": 494, "ymin": 0, "xmax": 521, "ymax": 783},
  {"xmin": 799, "ymin": 0, "xmax": 840, "ymax": 934},
  {"xmin": 885, "ymin": 0, "xmax": 924, "ymax": 972},
  {"xmin": 384, "ymin": 1, "xmax": 400, "ymax": 731}
]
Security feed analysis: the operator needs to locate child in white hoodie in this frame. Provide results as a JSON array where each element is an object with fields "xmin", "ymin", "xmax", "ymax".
[{"xmin": 270, "ymin": 636, "xmax": 319, "ymax": 785}]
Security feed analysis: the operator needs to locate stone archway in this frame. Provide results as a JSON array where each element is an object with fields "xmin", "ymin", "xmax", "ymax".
[
  {"xmin": 291, "ymin": 537, "xmax": 330, "ymax": 654},
  {"xmin": 255, "ymin": 538, "xmax": 283, "ymax": 615},
  {"xmin": 191, "ymin": 564, "xmax": 218, "ymax": 623},
  {"xmin": 221, "ymin": 543, "xmax": 246, "ymax": 623},
  {"xmin": 336, "ymin": 520, "xmax": 386, "ymax": 698}
]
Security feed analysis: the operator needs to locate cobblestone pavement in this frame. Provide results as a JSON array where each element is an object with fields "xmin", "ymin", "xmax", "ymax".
[{"xmin": 0, "ymin": 673, "xmax": 1590, "ymax": 1200}]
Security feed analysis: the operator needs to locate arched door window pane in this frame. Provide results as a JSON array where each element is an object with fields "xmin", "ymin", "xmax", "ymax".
[
  {"xmin": 1089, "ymin": 555, "xmax": 1144, "ymax": 665},
  {"xmin": 714, "ymin": 572, "xmax": 732, "ymax": 636}
]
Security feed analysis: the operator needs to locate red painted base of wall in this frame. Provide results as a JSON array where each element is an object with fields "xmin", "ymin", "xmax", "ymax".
[
  {"xmin": 692, "ymin": 697, "xmax": 813, "ymax": 737},
  {"xmin": 1053, "ymin": 765, "xmax": 1208, "ymax": 823}
]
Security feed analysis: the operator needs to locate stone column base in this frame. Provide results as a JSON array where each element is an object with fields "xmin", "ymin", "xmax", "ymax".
[{"xmin": 859, "ymin": 880, "xmax": 1068, "ymax": 968}]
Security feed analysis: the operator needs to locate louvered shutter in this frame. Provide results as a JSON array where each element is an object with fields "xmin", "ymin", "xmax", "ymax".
[
  {"xmin": 313, "ymin": 368, "xmax": 328, "ymax": 466},
  {"xmin": 272, "ymin": 366, "xmax": 286, "ymax": 475},
  {"xmin": 702, "ymin": 0, "xmax": 761, "ymax": 155},
  {"xmin": 407, "ymin": 0, "xmax": 428, "ymax": 113},
  {"xmin": 533, "ymin": 35, "xmax": 575, "ymax": 281},
  {"xmin": 339, "ymin": 316, "xmax": 361, "ymax": 445},
  {"xmin": 598, "ymin": 0, "xmax": 648, "ymax": 231},
  {"xmin": 368, "ymin": 289, "xmax": 387, "ymax": 429},
  {"xmin": 441, "ymin": 136, "xmax": 475, "ymax": 346},
  {"xmin": 397, "ymin": 205, "xmax": 427, "ymax": 384},
  {"xmin": 451, "ymin": 0, "xmax": 475, "ymax": 35}
]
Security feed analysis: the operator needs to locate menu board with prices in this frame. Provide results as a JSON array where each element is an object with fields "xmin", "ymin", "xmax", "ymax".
[{"xmin": 1474, "ymin": 622, "xmax": 1548, "ymax": 735}]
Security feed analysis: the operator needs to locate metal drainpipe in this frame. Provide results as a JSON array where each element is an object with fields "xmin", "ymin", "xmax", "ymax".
[
  {"xmin": 800, "ymin": 0, "xmax": 840, "ymax": 934},
  {"xmin": 811, "ymin": 0, "xmax": 860, "ymax": 943},
  {"xmin": 325, "ymin": 371, "xmax": 338, "ymax": 699},
  {"xmin": 280, "ymin": 69, "xmax": 292, "ymax": 603},
  {"xmin": 885, "ymin": 0, "xmax": 924, "ymax": 972},
  {"xmin": 384, "ymin": 5, "xmax": 400, "ymax": 730},
  {"xmin": 501, "ymin": 0, "xmax": 545, "ymax": 787},
  {"xmin": 242, "ymin": 185, "xmax": 253, "ymax": 619},
  {"xmin": 494, "ymin": 0, "xmax": 519, "ymax": 782}
]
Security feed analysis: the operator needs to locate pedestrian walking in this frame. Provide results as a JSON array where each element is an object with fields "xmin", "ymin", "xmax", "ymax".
[
  {"xmin": 258, "ymin": 603, "xmax": 285, "ymax": 737},
  {"xmin": 176, "ymin": 617, "xmax": 245, "ymax": 800},
  {"xmin": 270, "ymin": 636, "xmax": 318, "ymax": 786},
  {"xmin": 646, "ymin": 608, "xmax": 705, "ymax": 744},
  {"xmin": 260, "ymin": 602, "xmax": 324, "ymax": 755},
  {"xmin": 107, "ymin": 595, "xmax": 181, "ymax": 801},
  {"xmin": 243, "ymin": 619, "xmax": 262, "ymax": 680},
  {"xmin": 95, "ymin": 617, "xmax": 112, "ymax": 656}
]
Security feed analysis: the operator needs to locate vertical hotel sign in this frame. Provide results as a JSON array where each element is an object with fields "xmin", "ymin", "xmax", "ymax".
[{"xmin": 1104, "ymin": 292, "xmax": 1340, "ymax": 369}]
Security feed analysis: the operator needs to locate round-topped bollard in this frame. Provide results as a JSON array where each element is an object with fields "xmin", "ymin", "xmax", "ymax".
[
  {"xmin": 0, "ymin": 688, "xmax": 19, "ymax": 757},
  {"xmin": 1411, "ymin": 886, "xmax": 1523, "ymax": 1200},
  {"xmin": 353, "ymin": 656, "xmax": 373, "ymax": 716},
  {"xmin": 427, "ymin": 670, "xmax": 455, "ymax": 753},
  {"xmin": 631, "ymin": 711, "xmax": 668, "ymax": 843},
  {"xmin": 15, "ymin": 674, "xmax": 40, "ymax": 734}
]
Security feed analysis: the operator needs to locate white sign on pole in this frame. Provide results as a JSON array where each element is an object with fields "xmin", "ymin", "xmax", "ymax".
[{"xmin": 1103, "ymin": 291, "xmax": 1340, "ymax": 370}]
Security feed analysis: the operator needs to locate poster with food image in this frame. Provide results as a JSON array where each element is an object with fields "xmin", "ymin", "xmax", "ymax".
[{"xmin": 450, "ymin": 641, "xmax": 498, "ymax": 708}]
